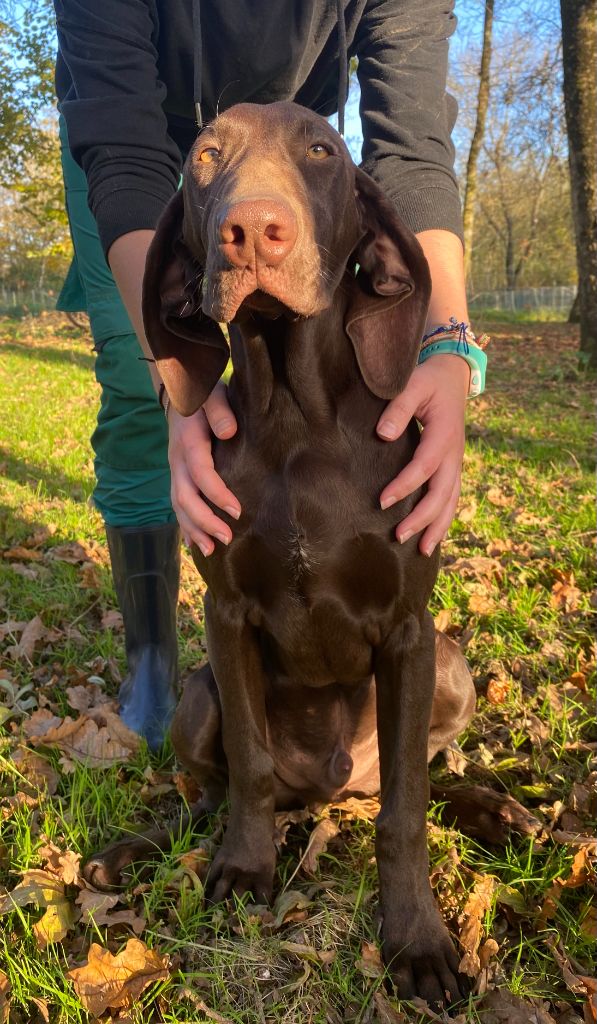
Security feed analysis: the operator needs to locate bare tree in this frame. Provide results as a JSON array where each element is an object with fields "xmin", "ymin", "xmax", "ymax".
[
  {"xmin": 560, "ymin": 0, "xmax": 597, "ymax": 365},
  {"xmin": 462, "ymin": 0, "xmax": 495, "ymax": 282}
]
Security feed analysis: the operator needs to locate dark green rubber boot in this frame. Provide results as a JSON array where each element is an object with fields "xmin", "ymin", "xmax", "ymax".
[{"xmin": 106, "ymin": 523, "xmax": 180, "ymax": 751}]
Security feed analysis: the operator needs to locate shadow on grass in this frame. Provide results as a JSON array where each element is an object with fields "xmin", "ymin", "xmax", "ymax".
[
  {"xmin": 1, "ymin": 340, "xmax": 95, "ymax": 371},
  {"xmin": 0, "ymin": 445, "xmax": 89, "ymax": 505}
]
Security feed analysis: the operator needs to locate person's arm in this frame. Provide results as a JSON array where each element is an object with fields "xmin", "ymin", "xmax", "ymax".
[
  {"xmin": 377, "ymin": 230, "xmax": 469, "ymax": 556},
  {"xmin": 356, "ymin": 0, "xmax": 472, "ymax": 555},
  {"xmin": 54, "ymin": 0, "xmax": 181, "ymax": 255},
  {"xmin": 108, "ymin": 231, "xmax": 241, "ymax": 556}
]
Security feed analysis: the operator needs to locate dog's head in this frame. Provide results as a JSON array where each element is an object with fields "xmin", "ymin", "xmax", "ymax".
[{"xmin": 143, "ymin": 101, "xmax": 431, "ymax": 414}]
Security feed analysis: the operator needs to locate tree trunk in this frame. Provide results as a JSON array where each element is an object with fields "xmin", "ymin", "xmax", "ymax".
[
  {"xmin": 462, "ymin": 0, "xmax": 495, "ymax": 283},
  {"xmin": 560, "ymin": 0, "xmax": 597, "ymax": 365}
]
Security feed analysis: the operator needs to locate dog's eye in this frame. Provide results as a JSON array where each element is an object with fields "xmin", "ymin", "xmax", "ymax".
[
  {"xmin": 307, "ymin": 143, "xmax": 332, "ymax": 161},
  {"xmin": 198, "ymin": 147, "xmax": 220, "ymax": 164}
]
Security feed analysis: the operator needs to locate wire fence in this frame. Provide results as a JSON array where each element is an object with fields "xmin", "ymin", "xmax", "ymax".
[
  {"xmin": 0, "ymin": 284, "xmax": 578, "ymax": 319},
  {"xmin": 468, "ymin": 286, "xmax": 577, "ymax": 315},
  {"xmin": 0, "ymin": 287, "xmax": 61, "ymax": 316}
]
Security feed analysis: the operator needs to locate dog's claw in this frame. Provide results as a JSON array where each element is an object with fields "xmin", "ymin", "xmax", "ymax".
[{"xmin": 383, "ymin": 903, "xmax": 470, "ymax": 1010}]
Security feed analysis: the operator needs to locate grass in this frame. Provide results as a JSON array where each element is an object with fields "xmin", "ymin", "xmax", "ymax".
[{"xmin": 0, "ymin": 313, "xmax": 595, "ymax": 1024}]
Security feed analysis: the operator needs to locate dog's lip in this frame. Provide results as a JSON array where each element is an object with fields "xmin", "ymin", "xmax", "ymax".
[{"xmin": 240, "ymin": 289, "xmax": 289, "ymax": 317}]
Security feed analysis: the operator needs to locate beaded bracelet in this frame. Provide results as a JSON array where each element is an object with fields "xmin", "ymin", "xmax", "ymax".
[{"xmin": 418, "ymin": 318, "xmax": 490, "ymax": 398}]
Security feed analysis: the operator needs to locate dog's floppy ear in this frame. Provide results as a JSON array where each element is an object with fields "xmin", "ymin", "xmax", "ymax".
[
  {"xmin": 345, "ymin": 167, "xmax": 431, "ymax": 399},
  {"xmin": 142, "ymin": 190, "xmax": 229, "ymax": 416}
]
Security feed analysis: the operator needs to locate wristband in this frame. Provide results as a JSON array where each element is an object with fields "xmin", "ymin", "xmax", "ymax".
[{"xmin": 417, "ymin": 338, "xmax": 487, "ymax": 398}]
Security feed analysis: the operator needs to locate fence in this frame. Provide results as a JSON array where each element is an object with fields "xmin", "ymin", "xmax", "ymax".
[
  {"xmin": 0, "ymin": 287, "xmax": 59, "ymax": 315},
  {"xmin": 468, "ymin": 286, "xmax": 577, "ymax": 315}
]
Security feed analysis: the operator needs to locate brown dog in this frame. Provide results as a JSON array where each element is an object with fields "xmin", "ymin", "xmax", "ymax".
[{"xmin": 85, "ymin": 102, "xmax": 536, "ymax": 1007}]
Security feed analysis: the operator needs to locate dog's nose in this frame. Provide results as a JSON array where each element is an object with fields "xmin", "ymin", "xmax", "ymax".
[{"xmin": 219, "ymin": 199, "xmax": 298, "ymax": 268}]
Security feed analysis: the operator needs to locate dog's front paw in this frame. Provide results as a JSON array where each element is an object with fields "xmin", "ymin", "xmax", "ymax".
[
  {"xmin": 83, "ymin": 836, "xmax": 151, "ymax": 890},
  {"xmin": 382, "ymin": 902, "xmax": 471, "ymax": 1009},
  {"xmin": 206, "ymin": 835, "xmax": 276, "ymax": 904}
]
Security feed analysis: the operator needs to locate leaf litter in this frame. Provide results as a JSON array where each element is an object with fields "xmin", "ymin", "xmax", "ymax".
[{"xmin": 0, "ymin": 320, "xmax": 595, "ymax": 1022}]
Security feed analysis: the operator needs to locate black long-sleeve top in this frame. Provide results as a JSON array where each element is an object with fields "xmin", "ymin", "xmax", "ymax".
[{"xmin": 54, "ymin": 0, "xmax": 463, "ymax": 257}]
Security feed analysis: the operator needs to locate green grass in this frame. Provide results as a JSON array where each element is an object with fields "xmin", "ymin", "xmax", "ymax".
[{"xmin": 0, "ymin": 313, "xmax": 595, "ymax": 1023}]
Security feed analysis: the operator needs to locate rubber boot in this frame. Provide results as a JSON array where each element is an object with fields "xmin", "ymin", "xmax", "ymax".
[{"xmin": 106, "ymin": 523, "xmax": 180, "ymax": 751}]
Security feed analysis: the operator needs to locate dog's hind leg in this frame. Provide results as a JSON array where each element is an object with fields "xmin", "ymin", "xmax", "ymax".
[
  {"xmin": 427, "ymin": 632, "xmax": 476, "ymax": 761},
  {"xmin": 429, "ymin": 634, "xmax": 541, "ymax": 842},
  {"xmin": 83, "ymin": 663, "xmax": 225, "ymax": 890}
]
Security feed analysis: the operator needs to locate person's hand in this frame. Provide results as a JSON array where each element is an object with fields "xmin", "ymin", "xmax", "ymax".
[
  {"xmin": 168, "ymin": 381, "xmax": 240, "ymax": 556},
  {"xmin": 377, "ymin": 355, "xmax": 469, "ymax": 556}
]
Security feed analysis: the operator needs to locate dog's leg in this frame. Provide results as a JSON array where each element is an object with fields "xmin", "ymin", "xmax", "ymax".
[
  {"xmin": 429, "ymin": 634, "xmax": 541, "ymax": 842},
  {"xmin": 427, "ymin": 632, "xmax": 476, "ymax": 760},
  {"xmin": 203, "ymin": 594, "xmax": 276, "ymax": 905},
  {"xmin": 83, "ymin": 662, "xmax": 224, "ymax": 890},
  {"xmin": 374, "ymin": 611, "xmax": 470, "ymax": 1008}
]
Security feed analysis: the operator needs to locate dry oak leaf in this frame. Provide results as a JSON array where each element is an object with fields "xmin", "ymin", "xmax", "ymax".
[
  {"xmin": 468, "ymin": 591, "xmax": 497, "ymax": 616},
  {"xmin": 551, "ymin": 576, "xmax": 582, "ymax": 613},
  {"xmin": 11, "ymin": 746, "xmax": 59, "ymax": 795},
  {"xmin": 0, "ymin": 868, "xmax": 78, "ymax": 947},
  {"xmin": 67, "ymin": 939, "xmax": 170, "ymax": 1016},
  {"xmin": 77, "ymin": 890, "xmax": 146, "ymax": 938},
  {"xmin": 46, "ymin": 541, "xmax": 98, "ymax": 565},
  {"xmin": 23, "ymin": 707, "xmax": 139, "ymax": 769},
  {"xmin": 7, "ymin": 615, "xmax": 45, "ymax": 661},
  {"xmin": 477, "ymin": 987, "xmax": 557, "ymax": 1023},
  {"xmin": 2, "ymin": 546, "xmax": 44, "ymax": 562},
  {"xmin": 355, "ymin": 939, "xmax": 384, "ymax": 979},
  {"xmin": 444, "ymin": 556, "xmax": 505, "ymax": 583},
  {"xmin": 486, "ymin": 676, "xmax": 511, "ymax": 705},
  {"xmin": 302, "ymin": 816, "xmax": 339, "ymax": 875},
  {"xmin": 457, "ymin": 873, "xmax": 496, "ymax": 977},
  {"xmin": 102, "ymin": 609, "xmax": 124, "ymax": 631},
  {"xmin": 434, "ymin": 608, "xmax": 452, "ymax": 632},
  {"xmin": 38, "ymin": 840, "xmax": 82, "ymax": 886}
]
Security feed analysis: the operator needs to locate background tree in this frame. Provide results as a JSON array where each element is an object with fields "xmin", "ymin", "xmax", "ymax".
[
  {"xmin": 462, "ymin": 0, "xmax": 495, "ymax": 282},
  {"xmin": 559, "ymin": 0, "xmax": 597, "ymax": 365}
]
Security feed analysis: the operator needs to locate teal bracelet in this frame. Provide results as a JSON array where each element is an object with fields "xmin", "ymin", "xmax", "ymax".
[{"xmin": 417, "ymin": 339, "xmax": 487, "ymax": 398}]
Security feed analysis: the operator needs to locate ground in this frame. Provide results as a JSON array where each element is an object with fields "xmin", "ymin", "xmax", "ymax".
[{"xmin": 0, "ymin": 314, "xmax": 594, "ymax": 1024}]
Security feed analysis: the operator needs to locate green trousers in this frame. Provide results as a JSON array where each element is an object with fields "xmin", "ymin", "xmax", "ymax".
[{"xmin": 57, "ymin": 116, "xmax": 174, "ymax": 527}]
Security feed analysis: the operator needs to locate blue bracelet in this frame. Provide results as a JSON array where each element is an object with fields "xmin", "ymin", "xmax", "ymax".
[{"xmin": 417, "ymin": 339, "xmax": 487, "ymax": 398}]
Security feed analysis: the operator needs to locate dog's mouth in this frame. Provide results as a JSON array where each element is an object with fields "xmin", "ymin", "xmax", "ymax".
[
  {"xmin": 202, "ymin": 255, "xmax": 329, "ymax": 324},
  {"xmin": 240, "ymin": 289, "xmax": 290, "ymax": 318}
]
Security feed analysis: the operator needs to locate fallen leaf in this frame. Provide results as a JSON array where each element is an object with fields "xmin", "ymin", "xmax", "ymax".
[
  {"xmin": 458, "ymin": 873, "xmax": 496, "ymax": 976},
  {"xmin": 551, "ymin": 575, "xmax": 582, "ymax": 613},
  {"xmin": 372, "ymin": 989, "xmax": 407, "ymax": 1022},
  {"xmin": 102, "ymin": 609, "xmax": 124, "ymax": 631},
  {"xmin": 477, "ymin": 987, "xmax": 557, "ymax": 1022},
  {"xmin": 9, "ymin": 563, "xmax": 39, "ymax": 580},
  {"xmin": 302, "ymin": 817, "xmax": 339, "ymax": 875},
  {"xmin": 332, "ymin": 796, "xmax": 380, "ymax": 821},
  {"xmin": 67, "ymin": 938, "xmax": 170, "ymax": 1015},
  {"xmin": 355, "ymin": 939, "xmax": 384, "ymax": 978},
  {"xmin": 468, "ymin": 591, "xmax": 497, "ymax": 616},
  {"xmin": 272, "ymin": 890, "xmax": 311, "ymax": 929},
  {"xmin": 478, "ymin": 938, "xmax": 499, "ymax": 969},
  {"xmin": 0, "ymin": 868, "xmax": 78, "ymax": 947},
  {"xmin": 486, "ymin": 676, "xmax": 511, "ymax": 705},
  {"xmin": 47, "ymin": 541, "xmax": 96, "ymax": 564},
  {"xmin": 444, "ymin": 556, "xmax": 504, "ymax": 582},
  {"xmin": 486, "ymin": 487, "xmax": 514, "ymax": 508},
  {"xmin": 38, "ymin": 841, "xmax": 82, "ymax": 886},
  {"xmin": 7, "ymin": 615, "xmax": 45, "ymax": 661},
  {"xmin": 2, "ymin": 546, "xmax": 44, "ymax": 561},
  {"xmin": 11, "ymin": 747, "xmax": 59, "ymax": 795},
  {"xmin": 23, "ymin": 707, "xmax": 140, "ymax": 768},
  {"xmin": 546, "ymin": 936, "xmax": 596, "ymax": 1010},
  {"xmin": 444, "ymin": 741, "xmax": 468, "ymax": 776},
  {"xmin": 172, "ymin": 771, "xmax": 201, "ymax": 805},
  {"xmin": 434, "ymin": 608, "xmax": 452, "ymax": 632},
  {"xmin": 274, "ymin": 807, "xmax": 314, "ymax": 848}
]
